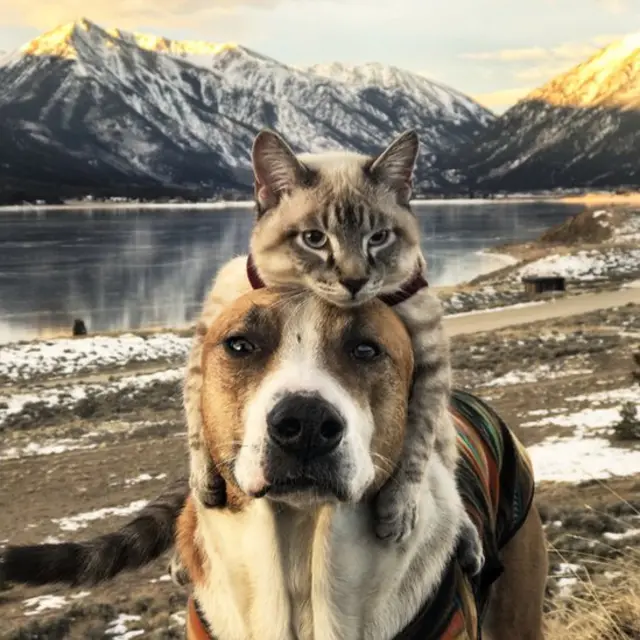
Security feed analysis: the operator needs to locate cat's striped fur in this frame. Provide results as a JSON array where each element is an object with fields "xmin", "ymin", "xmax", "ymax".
[{"xmin": 180, "ymin": 129, "xmax": 483, "ymax": 576}]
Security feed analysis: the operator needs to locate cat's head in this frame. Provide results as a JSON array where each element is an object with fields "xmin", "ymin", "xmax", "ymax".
[{"xmin": 248, "ymin": 129, "xmax": 424, "ymax": 307}]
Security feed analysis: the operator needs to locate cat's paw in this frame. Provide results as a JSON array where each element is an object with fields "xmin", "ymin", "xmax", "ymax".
[
  {"xmin": 191, "ymin": 473, "xmax": 226, "ymax": 509},
  {"xmin": 457, "ymin": 518, "xmax": 484, "ymax": 576},
  {"xmin": 168, "ymin": 552, "xmax": 190, "ymax": 588},
  {"xmin": 374, "ymin": 482, "xmax": 419, "ymax": 545}
]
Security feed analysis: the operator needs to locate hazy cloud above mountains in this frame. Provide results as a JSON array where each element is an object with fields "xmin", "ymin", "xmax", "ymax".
[{"xmin": 0, "ymin": 0, "xmax": 637, "ymax": 113}]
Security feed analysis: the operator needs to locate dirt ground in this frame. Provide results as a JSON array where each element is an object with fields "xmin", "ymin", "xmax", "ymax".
[{"xmin": 0, "ymin": 304, "xmax": 639, "ymax": 639}]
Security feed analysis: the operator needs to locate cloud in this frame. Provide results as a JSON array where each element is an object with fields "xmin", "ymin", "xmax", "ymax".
[
  {"xmin": 460, "ymin": 32, "xmax": 628, "ymax": 90},
  {"xmin": 0, "ymin": 0, "xmax": 285, "ymax": 30},
  {"xmin": 596, "ymin": 0, "xmax": 630, "ymax": 14},
  {"xmin": 473, "ymin": 87, "xmax": 532, "ymax": 112},
  {"xmin": 461, "ymin": 47, "xmax": 548, "ymax": 62},
  {"xmin": 461, "ymin": 35, "xmax": 621, "ymax": 66}
]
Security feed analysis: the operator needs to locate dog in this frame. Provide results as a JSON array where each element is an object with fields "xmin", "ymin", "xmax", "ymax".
[
  {"xmin": 1, "ymin": 287, "xmax": 547, "ymax": 639},
  {"xmin": 176, "ymin": 287, "xmax": 547, "ymax": 640}
]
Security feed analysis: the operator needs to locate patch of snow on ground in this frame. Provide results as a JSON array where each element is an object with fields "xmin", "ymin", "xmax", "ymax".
[
  {"xmin": 150, "ymin": 574, "xmax": 172, "ymax": 583},
  {"xmin": 171, "ymin": 611, "xmax": 187, "ymax": 627},
  {"xmin": 603, "ymin": 528, "xmax": 640, "ymax": 541},
  {"xmin": 567, "ymin": 387, "xmax": 640, "ymax": 405},
  {"xmin": 614, "ymin": 212, "xmax": 640, "ymax": 243},
  {"xmin": 0, "ymin": 438, "xmax": 98, "ymax": 461},
  {"xmin": 522, "ymin": 385, "xmax": 640, "ymax": 430},
  {"xmin": 124, "ymin": 472, "xmax": 168, "ymax": 486},
  {"xmin": 0, "ymin": 369, "xmax": 182, "ymax": 430},
  {"xmin": 23, "ymin": 592, "xmax": 90, "ymax": 616},
  {"xmin": 53, "ymin": 500, "xmax": 149, "ymax": 532},
  {"xmin": 517, "ymin": 248, "xmax": 640, "ymax": 282},
  {"xmin": 480, "ymin": 366, "xmax": 592, "ymax": 388},
  {"xmin": 105, "ymin": 614, "xmax": 144, "ymax": 639},
  {"xmin": 521, "ymin": 406, "xmax": 623, "ymax": 430},
  {"xmin": 23, "ymin": 595, "xmax": 67, "ymax": 615},
  {"xmin": 0, "ymin": 333, "xmax": 190, "ymax": 381},
  {"xmin": 526, "ymin": 384, "xmax": 640, "ymax": 483},
  {"xmin": 529, "ymin": 436, "xmax": 640, "ymax": 483}
]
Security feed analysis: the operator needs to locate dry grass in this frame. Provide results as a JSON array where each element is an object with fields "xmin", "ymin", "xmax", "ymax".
[
  {"xmin": 546, "ymin": 555, "xmax": 640, "ymax": 639},
  {"xmin": 545, "ymin": 487, "xmax": 640, "ymax": 640}
]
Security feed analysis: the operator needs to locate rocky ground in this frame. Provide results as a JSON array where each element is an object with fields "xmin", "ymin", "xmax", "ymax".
[
  {"xmin": 0, "ymin": 301, "xmax": 638, "ymax": 639},
  {"xmin": 440, "ymin": 208, "xmax": 640, "ymax": 315}
]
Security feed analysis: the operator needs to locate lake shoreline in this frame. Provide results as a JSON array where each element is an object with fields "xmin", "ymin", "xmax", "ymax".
[{"xmin": 0, "ymin": 192, "xmax": 616, "ymax": 213}]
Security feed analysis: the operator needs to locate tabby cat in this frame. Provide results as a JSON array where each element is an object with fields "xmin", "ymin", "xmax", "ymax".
[{"xmin": 177, "ymin": 129, "xmax": 483, "ymax": 579}]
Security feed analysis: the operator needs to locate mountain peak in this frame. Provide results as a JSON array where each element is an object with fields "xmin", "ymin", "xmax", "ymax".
[
  {"xmin": 528, "ymin": 31, "xmax": 640, "ymax": 110},
  {"xmin": 19, "ymin": 18, "xmax": 100, "ymax": 59},
  {"xmin": 16, "ymin": 18, "xmax": 240, "ymax": 64}
]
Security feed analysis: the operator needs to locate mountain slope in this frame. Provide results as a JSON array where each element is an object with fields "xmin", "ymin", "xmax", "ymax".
[
  {"xmin": 0, "ymin": 19, "xmax": 493, "ymax": 200},
  {"xmin": 465, "ymin": 33, "xmax": 640, "ymax": 191}
]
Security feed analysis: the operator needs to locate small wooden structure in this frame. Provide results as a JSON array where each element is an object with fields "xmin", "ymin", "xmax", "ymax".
[
  {"xmin": 72, "ymin": 318, "xmax": 88, "ymax": 336},
  {"xmin": 521, "ymin": 275, "xmax": 566, "ymax": 295}
]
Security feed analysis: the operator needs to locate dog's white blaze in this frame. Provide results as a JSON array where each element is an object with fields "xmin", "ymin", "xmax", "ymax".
[{"xmin": 234, "ymin": 310, "xmax": 376, "ymax": 501}]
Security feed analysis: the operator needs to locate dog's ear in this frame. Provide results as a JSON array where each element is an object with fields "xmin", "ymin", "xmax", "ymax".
[
  {"xmin": 367, "ymin": 130, "xmax": 419, "ymax": 206},
  {"xmin": 252, "ymin": 130, "xmax": 311, "ymax": 215}
]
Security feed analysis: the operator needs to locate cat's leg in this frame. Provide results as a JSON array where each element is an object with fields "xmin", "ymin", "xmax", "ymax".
[
  {"xmin": 456, "ymin": 512, "xmax": 485, "ymax": 576},
  {"xmin": 373, "ymin": 378, "xmax": 445, "ymax": 544},
  {"xmin": 374, "ymin": 370, "xmax": 484, "ymax": 571}
]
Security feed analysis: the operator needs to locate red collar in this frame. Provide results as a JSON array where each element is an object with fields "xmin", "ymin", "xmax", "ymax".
[{"xmin": 246, "ymin": 254, "xmax": 428, "ymax": 307}]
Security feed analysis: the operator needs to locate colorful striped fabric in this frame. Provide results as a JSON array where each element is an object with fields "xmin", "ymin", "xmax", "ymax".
[{"xmin": 447, "ymin": 388, "xmax": 536, "ymax": 636}]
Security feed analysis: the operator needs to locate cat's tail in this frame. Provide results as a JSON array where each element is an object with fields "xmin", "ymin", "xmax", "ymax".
[{"xmin": 0, "ymin": 479, "xmax": 189, "ymax": 588}]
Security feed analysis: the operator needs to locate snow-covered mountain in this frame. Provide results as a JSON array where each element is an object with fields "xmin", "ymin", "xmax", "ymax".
[
  {"xmin": 465, "ymin": 33, "xmax": 640, "ymax": 192},
  {"xmin": 0, "ymin": 19, "xmax": 493, "ymax": 200}
]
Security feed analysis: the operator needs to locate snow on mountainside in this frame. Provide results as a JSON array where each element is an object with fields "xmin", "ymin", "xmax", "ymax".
[
  {"xmin": 0, "ymin": 19, "xmax": 493, "ymax": 200},
  {"xmin": 309, "ymin": 62, "xmax": 493, "ymax": 126},
  {"xmin": 465, "ymin": 32, "xmax": 640, "ymax": 192}
]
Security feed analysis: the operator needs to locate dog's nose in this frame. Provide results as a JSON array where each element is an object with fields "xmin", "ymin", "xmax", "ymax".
[
  {"xmin": 267, "ymin": 394, "xmax": 345, "ymax": 459},
  {"xmin": 340, "ymin": 278, "xmax": 367, "ymax": 295}
]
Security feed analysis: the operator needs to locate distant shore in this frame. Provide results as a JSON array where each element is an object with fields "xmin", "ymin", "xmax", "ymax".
[
  {"xmin": 2, "ymin": 190, "xmax": 640, "ymax": 212},
  {"xmin": 0, "ymin": 200, "xmax": 255, "ymax": 213},
  {"xmin": 557, "ymin": 192, "xmax": 640, "ymax": 205},
  {"xmin": 0, "ymin": 194, "xmax": 578, "ymax": 212}
]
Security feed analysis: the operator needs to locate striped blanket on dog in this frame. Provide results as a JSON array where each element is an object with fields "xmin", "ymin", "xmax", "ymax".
[{"xmin": 397, "ymin": 389, "xmax": 536, "ymax": 639}]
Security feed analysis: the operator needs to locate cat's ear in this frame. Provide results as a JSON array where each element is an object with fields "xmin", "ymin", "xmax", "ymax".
[
  {"xmin": 252, "ymin": 129, "xmax": 309, "ymax": 213},
  {"xmin": 367, "ymin": 130, "xmax": 419, "ymax": 206}
]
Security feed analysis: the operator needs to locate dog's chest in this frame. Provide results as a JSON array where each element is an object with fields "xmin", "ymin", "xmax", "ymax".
[{"xmin": 196, "ymin": 501, "xmax": 381, "ymax": 640}]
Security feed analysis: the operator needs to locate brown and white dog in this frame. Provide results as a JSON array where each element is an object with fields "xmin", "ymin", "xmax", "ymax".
[{"xmin": 173, "ymin": 287, "xmax": 548, "ymax": 640}]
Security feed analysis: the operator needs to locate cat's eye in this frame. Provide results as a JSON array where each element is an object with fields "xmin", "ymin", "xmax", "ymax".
[
  {"xmin": 223, "ymin": 336, "xmax": 257, "ymax": 357},
  {"xmin": 368, "ymin": 230, "xmax": 392, "ymax": 248},
  {"xmin": 351, "ymin": 341, "xmax": 382, "ymax": 361},
  {"xmin": 301, "ymin": 230, "xmax": 328, "ymax": 249}
]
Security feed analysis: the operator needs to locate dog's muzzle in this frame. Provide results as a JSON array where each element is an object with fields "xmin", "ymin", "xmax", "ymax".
[{"xmin": 262, "ymin": 393, "xmax": 348, "ymax": 501}]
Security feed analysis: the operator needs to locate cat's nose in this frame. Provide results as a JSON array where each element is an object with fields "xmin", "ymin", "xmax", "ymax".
[{"xmin": 340, "ymin": 278, "xmax": 367, "ymax": 295}]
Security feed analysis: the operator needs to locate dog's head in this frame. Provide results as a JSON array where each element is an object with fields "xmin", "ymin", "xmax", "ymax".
[{"xmin": 200, "ymin": 288, "xmax": 414, "ymax": 509}]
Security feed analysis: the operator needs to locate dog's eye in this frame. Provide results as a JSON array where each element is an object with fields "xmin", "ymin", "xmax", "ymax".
[
  {"xmin": 223, "ymin": 336, "xmax": 257, "ymax": 356},
  {"xmin": 301, "ymin": 230, "xmax": 328, "ymax": 249},
  {"xmin": 351, "ymin": 341, "xmax": 381, "ymax": 361},
  {"xmin": 368, "ymin": 230, "xmax": 392, "ymax": 248}
]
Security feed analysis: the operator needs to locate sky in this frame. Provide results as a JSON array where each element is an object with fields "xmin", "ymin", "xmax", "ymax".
[{"xmin": 0, "ymin": 0, "xmax": 638, "ymax": 113}]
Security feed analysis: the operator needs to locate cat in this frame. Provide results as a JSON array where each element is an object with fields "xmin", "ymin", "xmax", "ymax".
[{"xmin": 177, "ymin": 129, "xmax": 484, "ymax": 581}]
